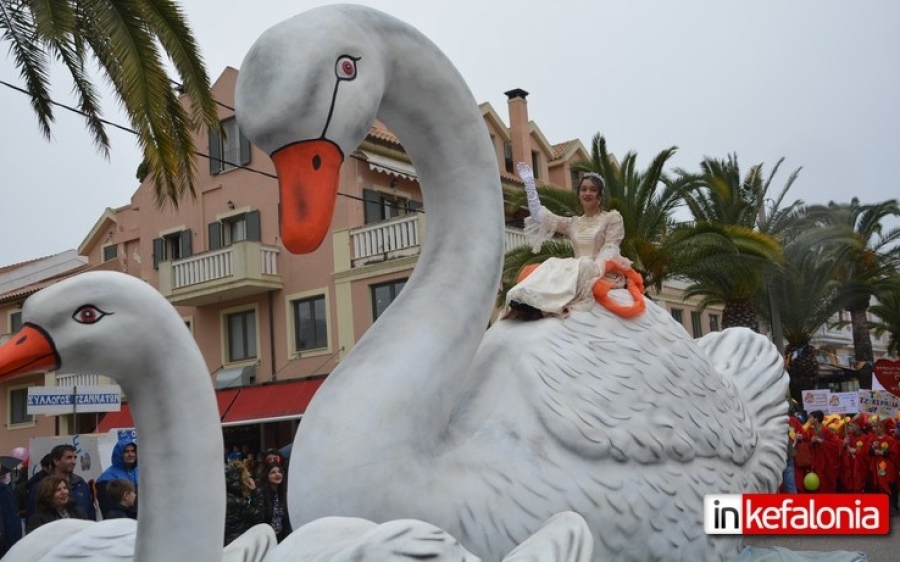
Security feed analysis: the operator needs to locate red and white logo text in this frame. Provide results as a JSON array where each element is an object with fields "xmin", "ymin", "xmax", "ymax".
[{"xmin": 704, "ymin": 494, "xmax": 889, "ymax": 535}]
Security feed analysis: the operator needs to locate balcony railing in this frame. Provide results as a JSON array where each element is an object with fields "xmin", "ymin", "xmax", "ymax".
[
  {"xmin": 159, "ymin": 241, "xmax": 283, "ymax": 306},
  {"xmin": 350, "ymin": 215, "xmax": 421, "ymax": 267},
  {"xmin": 172, "ymin": 244, "xmax": 280, "ymax": 289},
  {"xmin": 347, "ymin": 216, "xmax": 538, "ymax": 268},
  {"xmin": 55, "ymin": 373, "xmax": 108, "ymax": 387}
]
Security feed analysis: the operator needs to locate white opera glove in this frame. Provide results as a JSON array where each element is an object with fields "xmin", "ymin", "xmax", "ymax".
[{"xmin": 517, "ymin": 162, "xmax": 542, "ymax": 221}]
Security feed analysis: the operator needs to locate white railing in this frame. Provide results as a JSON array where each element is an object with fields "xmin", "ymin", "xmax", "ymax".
[
  {"xmin": 171, "ymin": 245, "xmax": 280, "ymax": 289},
  {"xmin": 504, "ymin": 228, "xmax": 528, "ymax": 252},
  {"xmin": 173, "ymin": 247, "xmax": 232, "ymax": 288},
  {"xmin": 56, "ymin": 373, "xmax": 104, "ymax": 387},
  {"xmin": 351, "ymin": 215, "xmax": 420, "ymax": 263},
  {"xmin": 261, "ymin": 246, "xmax": 279, "ymax": 275}
]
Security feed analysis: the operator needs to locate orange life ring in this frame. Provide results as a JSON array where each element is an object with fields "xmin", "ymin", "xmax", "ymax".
[{"xmin": 591, "ymin": 261, "xmax": 646, "ymax": 318}]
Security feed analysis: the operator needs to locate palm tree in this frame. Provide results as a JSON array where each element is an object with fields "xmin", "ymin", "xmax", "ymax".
[
  {"xmin": 1, "ymin": 0, "xmax": 218, "ymax": 206},
  {"xmin": 870, "ymin": 279, "xmax": 900, "ymax": 357},
  {"xmin": 673, "ymin": 154, "xmax": 798, "ymax": 330},
  {"xmin": 801, "ymin": 198, "xmax": 900, "ymax": 372},
  {"xmin": 765, "ymin": 224, "xmax": 861, "ymax": 400}
]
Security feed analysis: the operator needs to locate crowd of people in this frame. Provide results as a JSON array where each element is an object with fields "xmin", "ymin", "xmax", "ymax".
[
  {"xmin": 784, "ymin": 409, "xmax": 899, "ymax": 515},
  {"xmin": 0, "ymin": 439, "xmax": 293, "ymax": 555}
]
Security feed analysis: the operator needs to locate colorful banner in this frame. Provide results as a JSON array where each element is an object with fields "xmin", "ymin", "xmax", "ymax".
[{"xmin": 857, "ymin": 389, "xmax": 900, "ymax": 419}]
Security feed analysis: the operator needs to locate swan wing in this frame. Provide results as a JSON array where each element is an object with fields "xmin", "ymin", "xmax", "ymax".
[
  {"xmin": 501, "ymin": 512, "xmax": 593, "ymax": 562},
  {"xmin": 1, "ymin": 519, "xmax": 95, "ymax": 561},
  {"xmin": 266, "ymin": 517, "xmax": 481, "ymax": 562},
  {"xmin": 224, "ymin": 523, "xmax": 277, "ymax": 562},
  {"xmin": 23, "ymin": 519, "xmax": 137, "ymax": 561}
]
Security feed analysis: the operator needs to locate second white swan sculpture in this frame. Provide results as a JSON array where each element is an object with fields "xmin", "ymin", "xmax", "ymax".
[
  {"xmin": 235, "ymin": 5, "xmax": 789, "ymax": 561},
  {"xmin": 0, "ymin": 272, "xmax": 276, "ymax": 561}
]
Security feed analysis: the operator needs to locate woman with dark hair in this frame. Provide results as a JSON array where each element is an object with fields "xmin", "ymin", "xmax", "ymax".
[
  {"xmin": 259, "ymin": 462, "xmax": 292, "ymax": 542},
  {"xmin": 26, "ymin": 475, "xmax": 89, "ymax": 533},
  {"xmin": 506, "ymin": 163, "xmax": 636, "ymax": 320}
]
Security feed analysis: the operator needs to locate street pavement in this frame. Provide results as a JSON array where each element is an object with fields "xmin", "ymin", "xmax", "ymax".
[{"xmin": 740, "ymin": 513, "xmax": 899, "ymax": 562}]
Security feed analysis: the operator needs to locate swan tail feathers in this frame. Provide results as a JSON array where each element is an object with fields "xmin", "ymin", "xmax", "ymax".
[{"xmin": 697, "ymin": 327, "xmax": 789, "ymax": 492}]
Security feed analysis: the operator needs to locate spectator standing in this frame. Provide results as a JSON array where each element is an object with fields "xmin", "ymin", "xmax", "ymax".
[
  {"xmin": 224, "ymin": 461, "xmax": 264, "ymax": 545},
  {"xmin": 27, "ymin": 445, "xmax": 95, "ymax": 521},
  {"xmin": 21, "ymin": 454, "xmax": 52, "ymax": 521},
  {"xmin": 96, "ymin": 436, "xmax": 139, "ymax": 518},
  {"xmin": 0, "ymin": 470, "xmax": 22, "ymax": 556},
  {"xmin": 259, "ymin": 462, "xmax": 292, "ymax": 542},
  {"xmin": 25, "ymin": 476, "xmax": 90, "ymax": 533},
  {"xmin": 104, "ymin": 479, "xmax": 137, "ymax": 520}
]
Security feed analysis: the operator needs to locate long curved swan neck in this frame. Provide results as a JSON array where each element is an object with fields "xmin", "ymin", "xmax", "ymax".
[
  {"xmin": 314, "ymin": 16, "xmax": 504, "ymax": 445},
  {"xmin": 117, "ymin": 310, "xmax": 225, "ymax": 561}
]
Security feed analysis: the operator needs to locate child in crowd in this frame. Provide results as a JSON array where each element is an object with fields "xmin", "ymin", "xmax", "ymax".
[{"xmin": 105, "ymin": 478, "xmax": 137, "ymax": 520}]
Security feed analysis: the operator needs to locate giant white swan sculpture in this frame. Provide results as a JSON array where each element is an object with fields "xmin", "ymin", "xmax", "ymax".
[
  {"xmin": 0, "ymin": 271, "xmax": 276, "ymax": 561},
  {"xmin": 234, "ymin": 4, "xmax": 790, "ymax": 561}
]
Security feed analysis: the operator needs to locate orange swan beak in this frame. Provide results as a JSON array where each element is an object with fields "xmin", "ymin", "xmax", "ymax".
[
  {"xmin": 0, "ymin": 324, "xmax": 60, "ymax": 380},
  {"xmin": 271, "ymin": 140, "xmax": 344, "ymax": 254}
]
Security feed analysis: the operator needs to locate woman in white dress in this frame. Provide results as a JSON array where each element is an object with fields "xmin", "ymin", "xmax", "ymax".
[{"xmin": 506, "ymin": 163, "xmax": 635, "ymax": 319}]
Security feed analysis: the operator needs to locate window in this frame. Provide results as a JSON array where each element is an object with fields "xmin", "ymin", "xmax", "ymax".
[
  {"xmin": 363, "ymin": 189, "xmax": 422, "ymax": 224},
  {"xmin": 9, "ymin": 387, "xmax": 33, "ymax": 426},
  {"xmin": 670, "ymin": 308, "xmax": 683, "ymax": 324},
  {"xmin": 691, "ymin": 311, "xmax": 703, "ymax": 337},
  {"xmin": 292, "ymin": 295, "xmax": 327, "ymax": 352},
  {"xmin": 152, "ymin": 229, "xmax": 192, "ymax": 269},
  {"xmin": 709, "ymin": 314, "xmax": 720, "ymax": 332},
  {"xmin": 9, "ymin": 311, "xmax": 22, "ymax": 334},
  {"xmin": 530, "ymin": 151, "xmax": 540, "ymax": 179},
  {"xmin": 209, "ymin": 117, "xmax": 251, "ymax": 174},
  {"xmin": 209, "ymin": 211, "xmax": 261, "ymax": 251},
  {"xmin": 102, "ymin": 245, "xmax": 117, "ymax": 262},
  {"xmin": 371, "ymin": 279, "xmax": 407, "ymax": 320},
  {"xmin": 503, "ymin": 143, "xmax": 514, "ymax": 174},
  {"xmin": 226, "ymin": 309, "xmax": 257, "ymax": 362}
]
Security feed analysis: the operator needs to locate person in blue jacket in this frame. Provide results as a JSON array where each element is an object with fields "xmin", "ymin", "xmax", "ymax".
[{"xmin": 96, "ymin": 436, "xmax": 139, "ymax": 519}]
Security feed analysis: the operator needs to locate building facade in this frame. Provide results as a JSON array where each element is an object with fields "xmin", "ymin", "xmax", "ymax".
[{"xmin": 1, "ymin": 68, "xmax": 732, "ymax": 454}]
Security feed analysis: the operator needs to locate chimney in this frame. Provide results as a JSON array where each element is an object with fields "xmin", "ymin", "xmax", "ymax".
[{"xmin": 505, "ymin": 88, "xmax": 530, "ymax": 172}]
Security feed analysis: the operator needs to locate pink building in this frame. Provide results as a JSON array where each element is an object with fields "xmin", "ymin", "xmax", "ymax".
[{"xmin": 0, "ymin": 68, "xmax": 592, "ymax": 454}]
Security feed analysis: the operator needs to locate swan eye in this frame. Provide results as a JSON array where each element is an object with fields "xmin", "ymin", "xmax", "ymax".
[
  {"xmin": 72, "ymin": 305, "xmax": 110, "ymax": 325},
  {"xmin": 335, "ymin": 55, "xmax": 359, "ymax": 80}
]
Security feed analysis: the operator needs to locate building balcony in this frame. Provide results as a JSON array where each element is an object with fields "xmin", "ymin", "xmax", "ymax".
[
  {"xmin": 158, "ymin": 241, "xmax": 283, "ymax": 306},
  {"xmin": 339, "ymin": 213, "xmax": 532, "ymax": 270}
]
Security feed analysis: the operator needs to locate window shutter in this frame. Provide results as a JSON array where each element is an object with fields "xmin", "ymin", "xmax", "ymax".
[
  {"xmin": 180, "ymin": 229, "xmax": 193, "ymax": 258},
  {"xmin": 407, "ymin": 199, "xmax": 423, "ymax": 213},
  {"xmin": 208, "ymin": 222, "xmax": 222, "ymax": 251},
  {"xmin": 239, "ymin": 130, "xmax": 251, "ymax": 166},
  {"xmin": 152, "ymin": 238, "xmax": 164, "ymax": 269},
  {"xmin": 363, "ymin": 189, "xmax": 381, "ymax": 224},
  {"xmin": 209, "ymin": 126, "xmax": 222, "ymax": 175},
  {"xmin": 246, "ymin": 210, "xmax": 261, "ymax": 241}
]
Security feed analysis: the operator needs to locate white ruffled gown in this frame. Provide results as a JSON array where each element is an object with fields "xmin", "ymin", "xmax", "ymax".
[{"xmin": 506, "ymin": 207, "xmax": 632, "ymax": 317}]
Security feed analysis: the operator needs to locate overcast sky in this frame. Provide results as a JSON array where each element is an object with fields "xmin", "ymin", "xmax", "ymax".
[{"xmin": 2, "ymin": 0, "xmax": 898, "ymax": 266}]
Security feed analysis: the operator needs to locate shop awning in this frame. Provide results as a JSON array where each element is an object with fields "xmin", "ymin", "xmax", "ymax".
[
  {"xmin": 96, "ymin": 388, "xmax": 240, "ymax": 433},
  {"xmin": 361, "ymin": 150, "xmax": 417, "ymax": 180},
  {"xmin": 220, "ymin": 378, "xmax": 325, "ymax": 427},
  {"xmin": 95, "ymin": 404, "xmax": 134, "ymax": 433}
]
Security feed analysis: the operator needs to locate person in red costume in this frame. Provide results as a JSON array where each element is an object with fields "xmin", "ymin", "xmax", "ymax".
[
  {"xmin": 796, "ymin": 410, "xmax": 841, "ymax": 492},
  {"xmin": 867, "ymin": 415, "xmax": 898, "ymax": 515},
  {"xmin": 840, "ymin": 414, "xmax": 871, "ymax": 493}
]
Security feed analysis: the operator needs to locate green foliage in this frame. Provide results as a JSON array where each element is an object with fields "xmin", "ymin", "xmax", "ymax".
[{"xmin": 1, "ymin": 0, "xmax": 219, "ymax": 207}]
